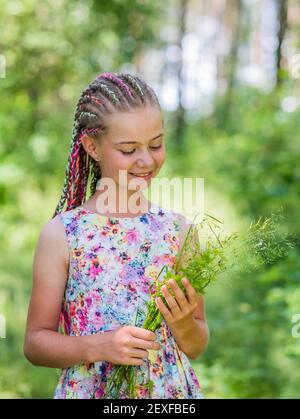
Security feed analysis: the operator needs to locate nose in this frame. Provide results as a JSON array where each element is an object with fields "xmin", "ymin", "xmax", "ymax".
[{"xmin": 136, "ymin": 150, "xmax": 155, "ymax": 168}]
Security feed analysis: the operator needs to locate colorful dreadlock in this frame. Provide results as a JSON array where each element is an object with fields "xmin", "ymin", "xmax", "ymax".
[{"xmin": 53, "ymin": 72, "xmax": 161, "ymax": 218}]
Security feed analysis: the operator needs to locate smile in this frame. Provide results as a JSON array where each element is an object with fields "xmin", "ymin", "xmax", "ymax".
[{"xmin": 129, "ymin": 171, "xmax": 153, "ymax": 179}]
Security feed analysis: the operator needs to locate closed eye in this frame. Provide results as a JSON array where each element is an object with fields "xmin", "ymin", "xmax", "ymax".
[{"xmin": 120, "ymin": 145, "xmax": 162, "ymax": 155}]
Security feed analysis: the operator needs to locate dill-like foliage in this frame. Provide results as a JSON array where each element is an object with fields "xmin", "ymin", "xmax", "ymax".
[{"xmin": 102, "ymin": 209, "xmax": 298, "ymax": 399}]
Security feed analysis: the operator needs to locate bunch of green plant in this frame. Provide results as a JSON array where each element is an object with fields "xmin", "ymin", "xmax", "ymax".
[{"xmin": 102, "ymin": 209, "xmax": 298, "ymax": 399}]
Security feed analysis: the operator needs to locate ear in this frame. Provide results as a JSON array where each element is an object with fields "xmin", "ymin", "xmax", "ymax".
[{"xmin": 80, "ymin": 134, "xmax": 100, "ymax": 161}]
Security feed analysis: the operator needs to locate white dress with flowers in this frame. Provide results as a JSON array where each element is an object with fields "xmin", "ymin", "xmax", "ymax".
[{"xmin": 54, "ymin": 202, "xmax": 203, "ymax": 399}]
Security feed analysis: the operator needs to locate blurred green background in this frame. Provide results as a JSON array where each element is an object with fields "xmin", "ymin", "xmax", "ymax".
[{"xmin": 0, "ymin": 0, "xmax": 299, "ymax": 398}]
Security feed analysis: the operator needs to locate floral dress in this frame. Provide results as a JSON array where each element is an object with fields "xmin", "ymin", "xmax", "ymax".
[{"xmin": 54, "ymin": 202, "xmax": 203, "ymax": 399}]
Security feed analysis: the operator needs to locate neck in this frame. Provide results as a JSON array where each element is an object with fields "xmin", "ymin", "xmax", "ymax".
[{"xmin": 93, "ymin": 182, "xmax": 150, "ymax": 216}]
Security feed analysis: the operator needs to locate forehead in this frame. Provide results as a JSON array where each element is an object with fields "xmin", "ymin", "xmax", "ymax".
[{"xmin": 106, "ymin": 106, "xmax": 163, "ymax": 142}]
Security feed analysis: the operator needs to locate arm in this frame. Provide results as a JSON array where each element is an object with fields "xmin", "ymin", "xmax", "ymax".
[
  {"xmin": 156, "ymin": 213, "xmax": 210, "ymax": 360},
  {"xmin": 23, "ymin": 216, "xmax": 106, "ymax": 368},
  {"xmin": 169, "ymin": 293, "xmax": 210, "ymax": 360}
]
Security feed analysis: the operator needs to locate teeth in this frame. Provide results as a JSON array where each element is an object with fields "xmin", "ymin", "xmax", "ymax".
[{"xmin": 131, "ymin": 172, "xmax": 151, "ymax": 176}]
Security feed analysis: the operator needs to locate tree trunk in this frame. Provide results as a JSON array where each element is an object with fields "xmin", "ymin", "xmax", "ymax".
[
  {"xmin": 222, "ymin": 0, "xmax": 243, "ymax": 125},
  {"xmin": 275, "ymin": 0, "xmax": 288, "ymax": 88},
  {"xmin": 174, "ymin": 0, "xmax": 189, "ymax": 149}
]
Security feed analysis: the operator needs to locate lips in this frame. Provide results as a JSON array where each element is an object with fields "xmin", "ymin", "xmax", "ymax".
[{"xmin": 129, "ymin": 171, "xmax": 153, "ymax": 179}]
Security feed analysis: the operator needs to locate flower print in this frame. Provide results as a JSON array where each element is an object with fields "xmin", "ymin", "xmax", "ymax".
[
  {"xmin": 90, "ymin": 244, "xmax": 103, "ymax": 253},
  {"xmin": 152, "ymin": 255, "xmax": 163, "ymax": 265},
  {"xmin": 140, "ymin": 214, "xmax": 149, "ymax": 224},
  {"xmin": 54, "ymin": 205, "xmax": 204, "ymax": 399},
  {"xmin": 163, "ymin": 233, "xmax": 173, "ymax": 244},
  {"xmin": 136, "ymin": 263, "xmax": 145, "ymax": 277},
  {"xmin": 92, "ymin": 217, "xmax": 108, "ymax": 230},
  {"xmin": 168, "ymin": 387, "xmax": 184, "ymax": 398},
  {"xmin": 144, "ymin": 264, "xmax": 160, "ymax": 281},
  {"xmin": 88, "ymin": 257, "xmax": 103, "ymax": 280},
  {"xmin": 136, "ymin": 385, "xmax": 150, "ymax": 398},
  {"xmin": 92, "ymin": 311, "xmax": 105, "ymax": 329},
  {"xmin": 108, "ymin": 218, "xmax": 119, "ymax": 226},
  {"xmin": 119, "ymin": 251, "xmax": 130, "ymax": 262},
  {"xmin": 112, "ymin": 226, "xmax": 119, "ymax": 235},
  {"xmin": 126, "ymin": 229, "xmax": 139, "ymax": 245},
  {"xmin": 79, "ymin": 259, "xmax": 87, "ymax": 269},
  {"xmin": 59, "ymin": 307, "xmax": 71, "ymax": 335},
  {"xmin": 189, "ymin": 368, "xmax": 201, "ymax": 390},
  {"xmin": 78, "ymin": 364, "xmax": 90, "ymax": 377},
  {"xmin": 149, "ymin": 218, "xmax": 162, "ymax": 232},
  {"xmin": 127, "ymin": 282, "xmax": 137, "ymax": 293},
  {"xmin": 69, "ymin": 302, "xmax": 76, "ymax": 317},
  {"xmin": 152, "ymin": 254, "xmax": 176, "ymax": 268},
  {"xmin": 167, "ymin": 254, "xmax": 177, "ymax": 265},
  {"xmin": 151, "ymin": 360, "xmax": 164, "ymax": 377},
  {"xmin": 72, "ymin": 247, "xmax": 84, "ymax": 259},
  {"xmin": 94, "ymin": 385, "xmax": 105, "ymax": 399},
  {"xmin": 77, "ymin": 307, "xmax": 88, "ymax": 331},
  {"xmin": 120, "ymin": 264, "xmax": 137, "ymax": 282},
  {"xmin": 67, "ymin": 220, "xmax": 79, "ymax": 236},
  {"xmin": 85, "ymin": 297, "xmax": 92, "ymax": 308},
  {"xmin": 69, "ymin": 380, "xmax": 77, "ymax": 389},
  {"xmin": 165, "ymin": 351, "xmax": 176, "ymax": 365},
  {"xmin": 140, "ymin": 281, "xmax": 150, "ymax": 295},
  {"xmin": 116, "ymin": 238, "xmax": 125, "ymax": 247},
  {"xmin": 72, "ymin": 322, "xmax": 80, "ymax": 336},
  {"xmin": 148, "ymin": 349, "xmax": 161, "ymax": 365},
  {"xmin": 140, "ymin": 240, "xmax": 151, "ymax": 253}
]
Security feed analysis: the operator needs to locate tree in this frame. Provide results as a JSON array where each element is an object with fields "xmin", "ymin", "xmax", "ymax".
[{"xmin": 275, "ymin": 0, "xmax": 288, "ymax": 88}]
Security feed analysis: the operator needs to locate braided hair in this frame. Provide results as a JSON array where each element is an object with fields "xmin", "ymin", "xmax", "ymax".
[{"xmin": 53, "ymin": 72, "xmax": 161, "ymax": 218}]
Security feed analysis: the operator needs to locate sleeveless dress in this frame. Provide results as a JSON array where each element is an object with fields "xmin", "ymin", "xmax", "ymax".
[{"xmin": 54, "ymin": 202, "xmax": 203, "ymax": 399}]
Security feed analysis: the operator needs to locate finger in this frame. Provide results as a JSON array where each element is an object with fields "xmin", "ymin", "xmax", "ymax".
[
  {"xmin": 129, "ymin": 336, "xmax": 161, "ymax": 351},
  {"xmin": 161, "ymin": 284, "xmax": 181, "ymax": 314},
  {"xmin": 126, "ymin": 358, "xmax": 144, "ymax": 366},
  {"xmin": 126, "ymin": 347, "xmax": 149, "ymax": 359},
  {"xmin": 167, "ymin": 278, "xmax": 188, "ymax": 311},
  {"xmin": 182, "ymin": 277, "xmax": 198, "ymax": 306},
  {"xmin": 155, "ymin": 297, "xmax": 173, "ymax": 323},
  {"xmin": 130, "ymin": 326, "xmax": 156, "ymax": 341}
]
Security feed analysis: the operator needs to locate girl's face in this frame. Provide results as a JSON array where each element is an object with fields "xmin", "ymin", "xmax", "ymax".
[{"xmin": 83, "ymin": 105, "xmax": 166, "ymax": 192}]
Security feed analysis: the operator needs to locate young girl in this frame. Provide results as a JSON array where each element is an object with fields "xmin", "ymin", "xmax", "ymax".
[{"xmin": 24, "ymin": 72, "xmax": 209, "ymax": 399}]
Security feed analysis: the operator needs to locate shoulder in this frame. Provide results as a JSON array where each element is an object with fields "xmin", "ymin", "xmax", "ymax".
[
  {"xmin": 37, "ymin": 215, "xmax": 70, "ymax": 271},
  {"xmin": 55, "ymin": 206, "xmax": 81, "ymax": 225},
  {"xmin": 39, "ymin": 214, "xmax": 67, "ymax": 241},
  {"xmin": 169, "ymin": 210, "xmax": 201, "ymax": 251},
  {"xmin": 153, "ymin": 204, "xmax": 189, "ymax": 227},
  {"xmin": 171, "ymin": 210, "xmax": 193, "ymax": 234}
]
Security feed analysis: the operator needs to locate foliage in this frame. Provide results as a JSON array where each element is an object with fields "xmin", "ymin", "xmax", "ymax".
[
  {"xmin": 0, "ymin": 0, "xmax": 299, "ymax": 399},
  {"xmin": 102, "ymin": 210, "xmax": 297, "ymax": 398}
]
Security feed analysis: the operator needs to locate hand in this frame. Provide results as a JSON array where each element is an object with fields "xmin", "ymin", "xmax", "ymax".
[
  {"xmin": 91, "ymin": 325, "xmax": 161, "ymax": 366},
  {"xmin": 155, "ymin": 276, "xmax": 198, "ymax": 335}
]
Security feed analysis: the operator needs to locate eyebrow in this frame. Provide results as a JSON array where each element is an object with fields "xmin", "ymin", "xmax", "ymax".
[{"xmin": 115, "ymin": 133, "xmax": 163, "ymax": 145}]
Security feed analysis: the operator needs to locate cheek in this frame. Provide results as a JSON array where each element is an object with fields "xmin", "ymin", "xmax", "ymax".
[
  {"xmin": 156, "ymin": 148, "xmax": 166, "ymax": 167},
  {"xmin": 112, "ymin": 151, "xmax": 133, "ymax": 169}
]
